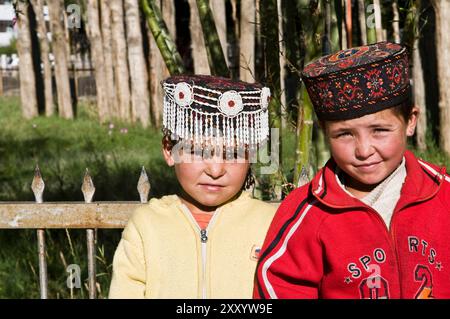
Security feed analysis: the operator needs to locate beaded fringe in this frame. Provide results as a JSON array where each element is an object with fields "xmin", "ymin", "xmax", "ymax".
[{"xmin": 163, "ymin": 95, "xmax": 269, "ymax": 149}]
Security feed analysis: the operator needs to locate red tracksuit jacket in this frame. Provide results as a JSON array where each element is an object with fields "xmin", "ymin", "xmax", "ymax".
[{"xmin": 254, "ymin": 150, "xmax": 450, "ymax": 299}]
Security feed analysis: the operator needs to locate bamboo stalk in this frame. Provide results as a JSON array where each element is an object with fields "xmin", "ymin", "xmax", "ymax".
[
  {"xmin": 323, "ymin": 0, "xmax": 332, "ymax": 54},
  {"xmin": 195, "ymin": 0, "xmax": 230, "ymax": 77},
  {"xmin": 293, "ymin": 0, "xmax": 324, "ymax": 185},
  {"xmin": 294, "ymin": 87, "xmax": 314, "ymax": 184},
  {"xmin": 140, "ymin": 0, "xmax": 185, "ymax": 75},
  {"xmin": 366, "ymin": 0, "xmax": 377, "ymax": 44}
]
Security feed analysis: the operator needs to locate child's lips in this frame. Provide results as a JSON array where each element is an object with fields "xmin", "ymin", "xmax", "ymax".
[
  {"xmin": 354, "ymin": 161, "xmax": 382, "ymax": 172},
  {"xmin": 199, "ymin": 184, "xmax": 225, "ymax": 191}
]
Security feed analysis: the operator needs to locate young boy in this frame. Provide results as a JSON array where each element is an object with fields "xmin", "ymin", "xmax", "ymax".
[
  {"xmin": 254, "ymin": 42, "xmax": 450, "ymax": 299},
  {"xmin": 109, "ymin": 75, "xmax": 276, "ymax": 298}
]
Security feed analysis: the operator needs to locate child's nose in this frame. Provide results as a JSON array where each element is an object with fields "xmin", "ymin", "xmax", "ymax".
[
  {"xmin": 355, "ymin": 139, "xmax": 375, "ymax": 159},
  {"xmin": 205, "ymin": 162, "xmax": 226, "ymax": 179}
]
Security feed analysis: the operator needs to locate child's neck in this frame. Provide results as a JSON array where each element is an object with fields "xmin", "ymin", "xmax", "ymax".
[
  {"xmin": 345, "ymin": 180, "xmax": 377, "ymax": 199},
  {"xmin": 179, "ymin": 191, "xmax": 217, "ymax": 215}
]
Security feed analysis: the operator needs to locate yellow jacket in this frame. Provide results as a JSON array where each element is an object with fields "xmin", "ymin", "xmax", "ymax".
[{"xmin": 109, "ymin": 191, "xmax": 276, "ymax": 299}]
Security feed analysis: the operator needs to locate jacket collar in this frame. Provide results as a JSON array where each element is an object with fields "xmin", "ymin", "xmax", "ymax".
[
  {"xmin": 165, "ymin": 190, "xmax": 252, "ymax": 211},
  {"xmin": 310, "ymin": 150, "xmax": 446, "ymax": 210}
]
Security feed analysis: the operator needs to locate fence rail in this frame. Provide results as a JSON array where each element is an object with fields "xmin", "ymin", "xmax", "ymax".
[{"xmin": 0, "ymin": 202, "xmax": 143, "ymax": 229}]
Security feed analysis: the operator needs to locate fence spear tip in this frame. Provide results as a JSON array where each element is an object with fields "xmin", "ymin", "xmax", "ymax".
[
  {"xmin": 137, "ymin": 167, "xmax": 151, "ymax": 204},
  {"xmin": 31, "ymin": 165, "xmax": 45, "ymax": 203},
  {"xmin": 81, "ymin": 168, "xmax": 95, "ymax": 203}
]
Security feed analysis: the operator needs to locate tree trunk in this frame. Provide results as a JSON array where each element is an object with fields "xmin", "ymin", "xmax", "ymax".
[
  {"xmin": 148, "ymin": 0, "xmax": 176, "ymax": 128},
  {"xmin": 345, "ymin": 0, "xmax": 352, "ymax": 47},
  {"xmin": 86, "ymin": 0, "xmax": 109, "ymax": 122},
  {"xmin": 30, "ymin": 0, "xmax": 54, "ymax": 117},
  {"xmin": 392, "ymin": 0, "xmax": 401, "ymax": 43},
  {"xmin": 124, "ymin": 0, "xmax": 150, "ymax": 127},
  {"xmin": 110, "ymin": 0, "xmax": 131, "ymax": 121},
  {"xmin": 210, "ymin": 0, "xmax": 228, "ymax": 66},
  {"xmin": 100, "ymin": 0, "xmax": 117, "ymax": 118},
  {"xmin": 373, "ymin": 0, "xmax": 383, "ymax": 41},
  {"xmin": 189, "ymin": 0, "xmax": 210, "ymax": 74},
  {"xmin": 323, "ymin": 0, "xmax": 331, "ymax": 54},
  {"xmin": 413, "ymin": 38, "xmax": 427, "ymax": 150},
  {"xmin": 48, "ymin": 0, "xmax": 73, "ymax": 119},
  {"xmin": 239, "ymin": 0, "xmax": 255, "ymax": 82},
  {"xmin": 406, "ymin": 0, "xmax": 427, "ymax": 150},
  {"xmin": 430, "ymin": 0, "xmax": 450, "ymax": 156},
  {"xmin": 16, "ymin": 1, "xmax": 38, "ymax": 119},
  {"xmin": 357, "ymin": 0, "xmax": 367, "ymax": 45}
]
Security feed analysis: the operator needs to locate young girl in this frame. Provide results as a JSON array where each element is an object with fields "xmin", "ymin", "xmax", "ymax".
[
  {"xmin": 254, "ymin": 42, "xmax": 450, "ymax": 299},
  {"xmin": 109, "ymin": 75, "xmax": 276, "ymax": 298}
]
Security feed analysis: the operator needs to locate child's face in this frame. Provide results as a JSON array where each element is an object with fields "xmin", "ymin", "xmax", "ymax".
[
  {"xmin": 324, "ymin": 107, "xmax": 418, "ymax": 193},
  {"xmin": 163, "ymin": 145, "xmax": 250, "ymax": 209}
]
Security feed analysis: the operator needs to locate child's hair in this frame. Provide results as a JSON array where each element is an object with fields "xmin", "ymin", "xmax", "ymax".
[
  {"xmin": 319, "ymin": 100, "xmax": 414, "ymax": 129},
  {"xmin": 390, "ymin": 99, "xmax": 414, "ymax": 123}
]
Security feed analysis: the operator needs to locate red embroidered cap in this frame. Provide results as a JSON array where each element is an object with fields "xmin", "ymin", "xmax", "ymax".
[{"xmin": 301, "ymin": 41, "xmax": 410, "ymax": 121}]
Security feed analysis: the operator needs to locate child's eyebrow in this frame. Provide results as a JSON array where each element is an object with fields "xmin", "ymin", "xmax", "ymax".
[
  {"xmin": 330, "ymin": 122, "xmax": 394, "ymax": 132},
  {"xmin": 367, "ymin": 122, "xmax": 395, "ymax": 128}
]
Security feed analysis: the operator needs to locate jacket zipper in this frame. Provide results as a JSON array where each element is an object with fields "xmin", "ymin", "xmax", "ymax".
[
  {"xmin": 180, "ymin": 204, "xmax": 221, "ymax": 299},
  {"xmin": 200, "ymin": 229, "xmax": 208, "ymax": 299},
  {"xmin": 367, "ymin": 205, "xmax": 402, "ymax": 297}
]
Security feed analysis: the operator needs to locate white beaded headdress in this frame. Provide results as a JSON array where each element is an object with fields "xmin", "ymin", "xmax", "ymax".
[{"xmin": 162, "ymin": 75, "xmax": 270, "ymax": 150}]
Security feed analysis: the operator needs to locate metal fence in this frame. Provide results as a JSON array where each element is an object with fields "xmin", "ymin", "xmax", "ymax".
[{"xmin": 0, "ymin": 165, "xmax": 151, "ymax": 299}]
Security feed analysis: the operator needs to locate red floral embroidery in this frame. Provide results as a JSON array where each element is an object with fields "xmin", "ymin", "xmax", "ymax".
[
  {"xmin": 364, "ymin": 69, "xmax": 386, "ymax": 98},
  {"xmin": 315, "ymin": 82, "xmax": 335, "ymax": 108},
  {"xmin": 387, "ymin": 65, "xmax": 403, "ymax": 89},
  {"xmin": 337, "ymin": 82, "xmax": 363, "ymax": 102}
]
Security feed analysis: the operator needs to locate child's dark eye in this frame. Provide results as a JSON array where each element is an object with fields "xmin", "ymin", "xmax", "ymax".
[
  {"xmin": 336, "ymin": 132, "xmax": 351, "ymax": 138},
  {"xmin": 374, "ymin": 128, "xmax": 390, "ymax": 133}
]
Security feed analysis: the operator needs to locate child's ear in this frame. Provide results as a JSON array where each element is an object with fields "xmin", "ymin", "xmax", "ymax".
[
  {"xmin": 162, "ymin": 146, "xmax": 175, "ymax": 167},
  {"xmin": 162, "ymin": 138, "xmax": 175, "ymax": 167},
  {"xmin": 406, "ymin": 107, "xmax": 420, "ymax": 136}
]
